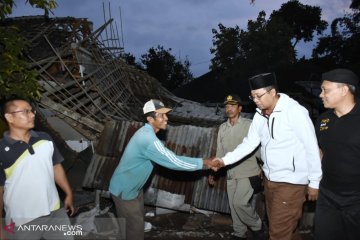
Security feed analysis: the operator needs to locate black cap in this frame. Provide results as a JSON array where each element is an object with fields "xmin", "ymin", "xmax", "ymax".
[
  {"xmin": 224, "ymin": 94, "xmax": 242, "ymax": 105},
  {"xmin": 322, "ymin": 68, "xmax": 359, "ymax": 86},
  {"xmin": 249, "ymin": 73, "xmax": 277, "ymax": 90}
]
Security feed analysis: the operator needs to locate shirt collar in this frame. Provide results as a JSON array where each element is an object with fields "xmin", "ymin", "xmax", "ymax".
[
  {"xmin": 329, "ymin": 101, "xmax": 360, "ymax": 118},
  {"xmin": 2, "ymin": 130, "xmax": 39, "ymax": 145},
  {"xmin": 226, "ymin": 116, "xmax": 242, "ymax": 126},
  {"xmin": 350, "ymin": 101, "xmax": 360, "ymax": 115}
]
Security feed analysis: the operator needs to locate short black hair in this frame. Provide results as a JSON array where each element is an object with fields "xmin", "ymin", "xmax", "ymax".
[
  {"xmin": 1, "ymin": 96, "xmax": 32, "ymax": 120},
  {"xmin": 144, "ymin": 111, "xmax": 156, "ymax": 121}
]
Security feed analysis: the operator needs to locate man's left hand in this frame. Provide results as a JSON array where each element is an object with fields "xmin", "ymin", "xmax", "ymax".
[
  {"xmin": 307, "ymin": 187, "xmax": 319, "ymax": 201},
  {"xmin": 64, "ymin": 195, "xmax": 75, "ymax": 216}
]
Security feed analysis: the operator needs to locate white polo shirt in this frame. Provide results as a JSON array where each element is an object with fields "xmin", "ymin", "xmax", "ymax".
[{"xmin": 0, "ymin": 131, "xmax": 62, "ymax": 226}]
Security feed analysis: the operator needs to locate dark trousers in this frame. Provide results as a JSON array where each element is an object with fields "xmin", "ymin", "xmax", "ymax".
[
  {"xmin": 111, "ymin": 192, "xmax": 144, "ymax": 240},
  {"xmin": 314, "ymin": 187, "xmax": 360, "ymax": 240}
]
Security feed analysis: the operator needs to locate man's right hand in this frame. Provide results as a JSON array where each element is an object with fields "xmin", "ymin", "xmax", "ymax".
[
  {"xmin": 203, "ymin": 158, "xmax": 217, "ymax": 169},
  {"xmin": 203, "ymin": 157, "xmax": 225, "ymax": 171},
  {"xmin": 211, "ymin": 157, "xmax": 225, "ymax": 171}
]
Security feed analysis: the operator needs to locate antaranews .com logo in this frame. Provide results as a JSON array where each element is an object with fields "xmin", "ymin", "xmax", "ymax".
[{"xmin": 4, "ymin": 221, "xmax": 83, "ymax": 237}]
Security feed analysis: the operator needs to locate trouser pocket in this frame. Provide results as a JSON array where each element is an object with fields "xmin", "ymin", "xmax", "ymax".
[{"xmin": 249, "ymin": 175, "xmax": 263, "ymax": 194}]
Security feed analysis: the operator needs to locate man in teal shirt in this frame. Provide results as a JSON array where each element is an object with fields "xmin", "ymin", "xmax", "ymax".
[{"xmin": 109, "ymin": 99, "xmax": 214, "ymax": 240}]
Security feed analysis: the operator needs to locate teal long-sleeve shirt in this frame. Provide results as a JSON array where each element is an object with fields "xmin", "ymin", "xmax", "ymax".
[{"xmin": 109, "ymin": 123, "xmax": 203, "ymax": 200}]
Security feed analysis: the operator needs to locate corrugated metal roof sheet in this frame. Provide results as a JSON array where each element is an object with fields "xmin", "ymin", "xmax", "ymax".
[{"xmin": 83, "ymin": 120, "xmax": 231, "ymax": 213}]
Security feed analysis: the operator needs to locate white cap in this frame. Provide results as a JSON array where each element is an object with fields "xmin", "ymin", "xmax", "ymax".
[{"xmin": 143, "ymin": 99, "xmax": 172, "ymax": 114}]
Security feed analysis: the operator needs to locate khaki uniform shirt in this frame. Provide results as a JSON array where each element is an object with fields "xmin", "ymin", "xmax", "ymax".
[{"xmin": 216, "ymin": 117, "xmax": 261, "ymax": 179}]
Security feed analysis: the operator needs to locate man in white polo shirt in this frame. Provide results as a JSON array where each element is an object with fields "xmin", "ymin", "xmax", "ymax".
[{"xmin": 0, "ymin": 97, "xmax": 75, "ymax": 239}]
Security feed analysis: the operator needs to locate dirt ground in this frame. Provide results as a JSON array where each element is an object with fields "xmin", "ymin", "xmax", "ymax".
[
  {"xmin": 71, "ymin": 192, "xmax": 314, "ymax": 240},
  {"xmin": 144, "ymin": 207, "xmax": 257, "ymax": 240},
  {"xmin": 144, "ymin": 206, "xmax": 313, "ymax": 240}
]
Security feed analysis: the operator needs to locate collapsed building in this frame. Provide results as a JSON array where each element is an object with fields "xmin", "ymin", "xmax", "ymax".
[
  {"xmin": 1, "ymin": 15, "xmax": 314, "ymax": 235},
  {"xmin": 1, "ymin": 15, "xmax": 235, "ymax": 214}
]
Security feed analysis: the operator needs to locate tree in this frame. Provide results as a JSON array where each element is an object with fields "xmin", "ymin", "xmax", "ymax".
[
  {"xmin": 210, "ymin": 23, "xmax": 242, "ymax": 73},
  {"xmin": 140, "ymin": 45, "xmax": 193, "ymax": 91},
  {"xmin": 244, "ymin": 10, "xmax": 296, "ymax": 71},
  {"xmin": 121, "ymin": 52, "xmax": 143, "ymax": 69},
  {"xmin": 210, "ymin": 10, "xmax": 295, "ymax": 76},
  {"xmin": 312, "ymin": 3, "xmax": 360, "ymax": 69},
  {"xmin": 270, "ymin": 0, "xmax": 327, "ymax": 48},
  {"xmin": 0, "ymin": 0, "xmax": 57, "ymax": 99},
  {"xmin": 0, "ymin": 0, "xmax": 56, "ymax": 19},
  {"xmin": 0, "ymin": 26, "xmax": 40, "ymax": 98},
  {"xmin": 210, "ymin": 1, "xmax": 327, "ymax": 76},
  {"xmin": 351, "ymin": 0, "xmax": 360, "ymax": 9},
  {"xmin": 122, "ymin": 52, "xmax": 136, "ymax": 66}
]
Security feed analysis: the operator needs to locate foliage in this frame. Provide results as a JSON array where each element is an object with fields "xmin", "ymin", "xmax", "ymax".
[
  {"xmin": 0, "ymin": 0, "xmax": 13, "ymax": 20},
  {"xmin": 210, "ymin": 23, "xmax": 243, "ymax": 73},
  {"xmin": 209, "ymin": 1, "xmax": 327, "ymax": 89},
  {"xmin": 0, "ymin": 25, "xmax": 40, "ymax": 99},
  {"xmin": 312, "ymin": 4, "xmax": 360, "ymax": 69},
  {"xmin": 244, "ymin": 10, "xmax": 296, "ymax": 71},
  {"xmin": 122, "ymin": 52, "xmax": 136, "ymax": 66},
  {"xmin": 269, "ymin": 0, "xmax": 327, "ymax": 48},
  {"xmin": 121, "ymin": 52, "xmax": 143, "ymax": 69},
  {"xmin": 0, "ymin": 0, "xmax": 57, "ymax": 19},
  {"xmin": 140, "ymin": 45, "xmax": 193, "ymax": 91},
  {"xmin": 210, "ymin": 11, "xmax": 292, "ymax": 74},
  {"xmin": 0, "ymin": 0, "xmax": 57, "ymax": 100},
  {"xmin": 351, "ymin": 0, "xmax": 360, "ymax": 9}
]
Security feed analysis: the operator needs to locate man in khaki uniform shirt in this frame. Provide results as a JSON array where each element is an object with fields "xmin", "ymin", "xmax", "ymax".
[{"xmin": 214, "ymin": 94, "xmax": 263, "ymax": 239}]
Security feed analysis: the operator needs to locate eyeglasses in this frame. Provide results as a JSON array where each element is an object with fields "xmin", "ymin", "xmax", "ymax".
[
  {"xmin": 8, "ymin": 109, "xmax": 37, "ymax": 115},
  {"xmin": 249, "ymin": 90, "xmax": 270, "ymax": 101}
]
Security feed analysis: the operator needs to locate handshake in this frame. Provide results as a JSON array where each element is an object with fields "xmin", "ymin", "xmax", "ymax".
[{"xmin": 203, "ymin": 157, "xmax": 225, "ymax": 171}]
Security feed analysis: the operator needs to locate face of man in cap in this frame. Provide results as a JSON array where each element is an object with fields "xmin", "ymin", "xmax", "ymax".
[
  {"xmin": 320, "ymin": 68, "xmax": 359, "ymax": 110},
  {"xmin": 320, "ymin": 80, "xmax": 348, "ymax": 109},
  {"xmin": 248, "ymin": 72, "xmax": 279, "ymax": 111},
  {"xmin": 250, "ymin": 88, "xmax": 276, "ymax": 111},
  {"xmin": 225, "ymin": 103, "xmax": 242, "ymax": 119},
  {"xmin": 143, "ymin": 99, "xmax": 172, "ymax": 133},
  {"xmin": 147, "ymin": 112, "xmax": 169, "ymax": 133},
  {"xmin": 223, "ymin": 95, "xmax": 242, "ymax": 118}
]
